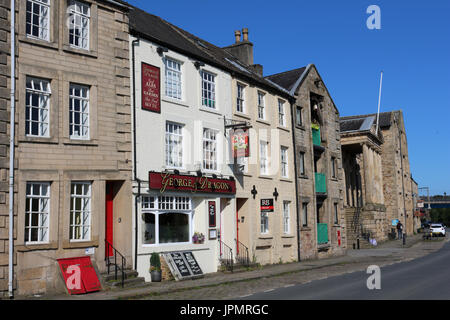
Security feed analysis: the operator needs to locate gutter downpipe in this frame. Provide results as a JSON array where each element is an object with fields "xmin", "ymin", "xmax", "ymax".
[
  {"xmin": 9, "ymin": 0, "xmax": 15, "ymax": 299},
  {"xmin": 290, "ymin": 98, "xmax": 301, "ymax": 262},
  {"xmin": 131, "ymin": 38, "xmax": 139, "ymax": 270}
]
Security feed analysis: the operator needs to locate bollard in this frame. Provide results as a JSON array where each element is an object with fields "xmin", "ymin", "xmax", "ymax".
[
  {"xmin": 403, "ymin": 233, "xmax": 406, "ymax": 246},
  {"xmin": 357, "ymin": 238, "xmax": 360, "ymax": 250}
]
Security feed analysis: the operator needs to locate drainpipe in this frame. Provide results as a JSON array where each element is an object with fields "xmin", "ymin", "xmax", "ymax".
[
  {"xmin": 290, "ymin": 100, "xmax": 301, "ymax": 262},
  {"xmin": 8, "ymin": 0, "xmax": 16, "ymax": 299},
  {"xmin": 131, "ymin": 38, "xmax": 139, "ymax": 270}
]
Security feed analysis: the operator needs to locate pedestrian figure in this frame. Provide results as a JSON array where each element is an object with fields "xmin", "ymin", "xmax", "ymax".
[{"xmin": 396, "ymin": 221, "xmax": 403, "ymax": 240}]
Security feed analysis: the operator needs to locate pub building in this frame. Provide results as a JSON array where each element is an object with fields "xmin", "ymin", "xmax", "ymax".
[{"xmin": 129, "ymin": 8, "xmax": 238, "ymax": 280}]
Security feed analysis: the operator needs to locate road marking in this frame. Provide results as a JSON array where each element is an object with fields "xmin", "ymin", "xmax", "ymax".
[
  {"xmin": 240, "ymin": 294, "xmax": 253, "ymax": 298},
  {"xmin": 284, "ymin": 284, "xmax": 295, "ymax": 288},
  {"xmin": 264, "ymin": 289, "xmax": 275, "ymax": 293}
]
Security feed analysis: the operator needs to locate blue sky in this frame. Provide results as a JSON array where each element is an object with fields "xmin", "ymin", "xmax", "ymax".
[{"xmin": 127, "ymin": 0, "xmax": 450, "ymax": 195}]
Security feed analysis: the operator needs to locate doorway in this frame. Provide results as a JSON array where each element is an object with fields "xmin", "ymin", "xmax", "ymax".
[
  {"xmin": 105, "ymin": 182, "xmax": 114, "ymax": 257},
  {"xmin": 236, "ymin": 198, "xmax": 249, "ymax": 253}
]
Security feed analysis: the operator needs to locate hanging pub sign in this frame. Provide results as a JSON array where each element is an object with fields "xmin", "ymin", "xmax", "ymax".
[
  {"xmin": 261, "ymin": 199, "xmax": 274, "ymax": 213},
  {"xmin": 208, "ymin": 201, "xmax": 216, "ymax": 227},
  {"xmin": 231, "ymin": 128, "xmax": 250, "ymax": 158},
  {"xmin": 141, "ymin": 62, "xmax": 160, "ymax": 113},
  {"xmin": 149, "ymin": 171, "xmax": 236, "ymax": 195}
]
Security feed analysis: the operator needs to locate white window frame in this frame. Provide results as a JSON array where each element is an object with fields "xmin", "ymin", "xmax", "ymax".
[
  {"xmin": 260, "ymin": 140, "xmax": 269, "ymax": 175},
  {"xmin": 257, "ymin": 91, "xmax": 265, "ymax": 120},
  {"xmin": 334, "ymin": 203, "xmax": 339, "ymax": 225},
  {"xmin": 25, "ymin": 182, "xmax": 50, "ymax": 244},
  {"xmin": 236, "ymin": 82, "xmax": 245, "ymax": 113},
  {"xmin": 331, "ymin": 157, "xmax": 337, "ymax": 179},
  {"xmin": 201, "ymin": 70, "xmax": 216, "ymax": 109},
  {"xmin": 283, "ymin": 201, "xmax": 290, "ymax": 234},
  {"xmin": 281, "ymin": 146, "xmax": 288, "ymax": 178},
  {"xmin": 165, "ymin": 122, "xmax": 184, "ymax": 169},
  {"xmin": 70, "ymin": 182, "xmax": 92, "ymax": 242},
  {"xmin": 26, "ymin": 0, "xmax": 51, "ymax": 41},
  {"xmin": 69, "ymin": 83, "xmax": 90, "ymax": 140},
  {"xmin": 141, "ymin": 196, "xmax": 193, "ymax": 246},
  {"xmin": 278, "ymin": 99, "xmax": 286, "ymax": 127},
  {"xmin": 203, "ymin": 128, "xmax": 218, "ymax": 171},
  {"xmin": 25, "ymin": 77, "xmax": 51, "ymax": 138},
  {"xmin": 302, "ymin": 202, "xmax": 308, "ymax": 227},
  {"xmin": 299, "ymin": 151, "xmax": 306, "ymax": 176},
  {"xmin": 260, "ymin": 212, "xmax": 269, "ymax": 234},
  {"xmin": 68, "ymin": 0, "xmax": 90, "ymax": 50},
  {"xmin": 296, "ymin": 106, "xmax": 303, "ymax": 126},
  {"xmin": 165, "ymin": 58, "xmax": 182, "ymax": 100}
]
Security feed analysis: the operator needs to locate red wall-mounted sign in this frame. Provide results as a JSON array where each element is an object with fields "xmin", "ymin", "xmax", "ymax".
[
  {"xmin": 337, "ymin": 230, "xmax": 341, "ymax": 247},
  {"xmin": 149, "ymin": 172, "xmax": 236, "ymax": 195},
  {"xmin": 231, "ymin": 129, "xmax": 250, "ymax": 158},
  {"xmin": 261, "ymin": 199, "xmax": 274, "ymax": 213},
  {"xmin": 57, "ymin": 256, "xmax": 102, "ymax": 295},
  {"xmin": 141, "ymin": 62, "xmax": 160, "ymax": 113}
]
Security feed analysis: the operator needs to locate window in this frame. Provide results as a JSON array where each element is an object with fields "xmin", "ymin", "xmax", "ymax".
[
  {"xmin": 70, "ymin": 182, "xmax": 91, "ymax": 241},
  {"xmin": 201, "ymin": 71, "xmax": 216, "ymax": 109},
  {"xmin": 281, "ymin": 147, "xmax": 288, "ymax": 178},
  {"xmin": 261, "ymin": 212, "xmax": 269, "ymax": 234},
  {"xmin": 142, "ymin": 196, "xmax": 192, "ymax": 245},
  {"xmin": 25, "ymin": 182, "xmax": 50, "ymax": 243},
  {"xmin": 165, "ymin": 58, "xmax": 182, "ymax": 100},
  {"xmin": 165, "ymin": 122, "xmax": 183, "ymax": 168},
  {"xmin": 278, "ymin": 100, "xmax": 286, "ymax": 127},
  {"xmin": 334, "ymin": 203, "xmax": 339, "ymax": 225},
  {"xmin": 331, "ymin": 157, "xmax": 337, "ymax": 179},
  {"xmin": 203, "ymin": 128, "xmax": 218, "ymax": 171},
  {"xmin": 260, "ymin": 141, "xmax": 269, "ymax": 175},
  {"xmin": 26, "ymin": 77, "xmax": 50, "ymax": 137},
  {"xmin": 283, "ymin": 201, "xmax": 290, "ymax": 234},
  {"xmin": 69, "ymin": 84, "xmax": 89, "ymax": 139},
  {"xmin": 302, "ymin": 202, "xmax": 308, "ymax": 227},
  {"xmin": 257, "ymin": 92, "xmax": 265, "ymax": 120},
  {"xmin": 296, "ymin": 106, "xmax": 303, "ymax": 126},
  {"xmin": 236, "ymin": 83, "xmax": 245, "ymax": 113},
  {"xmin": 299, "ymin": 152, "xmax": 306, "ymax": 176},
  {"xmin": 26, "ymin": 0, "xmax": 50, "ymax": 41},
  {"xmin": 68, "ymin": 0, "xmax": 90, "ymax": 50}
]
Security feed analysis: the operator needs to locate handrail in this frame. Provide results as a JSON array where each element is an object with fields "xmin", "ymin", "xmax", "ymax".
[
  {"xmin": 235, "ymin": 239, "xmax": 250, "ymax": 267},
  {"xmin": 105, "ymin": 239, "xmax": 126, "ymax": 288},
  {"xmin": 219, "ymin": 239, "xmax": 233, "ymax": 273}
]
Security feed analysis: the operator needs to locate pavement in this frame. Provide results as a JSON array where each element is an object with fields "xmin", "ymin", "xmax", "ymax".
[{"xmin": 15, "ymin": 233, "xmax": 450, "ymax": 300}]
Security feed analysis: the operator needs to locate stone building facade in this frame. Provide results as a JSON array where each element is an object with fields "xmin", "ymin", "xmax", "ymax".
[
  {"xmin": 227, "ymin": 30, "xmax": 298, "ymax": 265},
  {"xmin": 340, "ymin": 114, "xmax": 387, "ymax": 248},
  {"xmin": 2, "ymin": 0, "xmax": 133, "ymax": 297},
  {"xmin": 266, "ymin": 65, "xmax": 347, "ymax": 260}
]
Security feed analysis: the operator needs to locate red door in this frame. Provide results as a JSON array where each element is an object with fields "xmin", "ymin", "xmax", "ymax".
[{"xmin": 105, "ymin": 183, "xmax": 114, "ymax": 257}]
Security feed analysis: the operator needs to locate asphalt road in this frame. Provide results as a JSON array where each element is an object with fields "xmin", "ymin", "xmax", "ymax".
[{"xmin": 242, "ymin": 240, "xmax": 450, "ymax": 300}]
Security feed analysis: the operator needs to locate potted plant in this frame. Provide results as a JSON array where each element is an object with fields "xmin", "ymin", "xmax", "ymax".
[
  {"xmin": 150, "ymin": 252, "xmax": 162, "ymax": 282},
  {"xmin": 192, "ymin": 232, "xmax": 205, "ymax": 244}
]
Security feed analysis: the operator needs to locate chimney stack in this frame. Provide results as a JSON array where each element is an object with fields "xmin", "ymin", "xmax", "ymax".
[
  {"xmin": 223, "ymin": 27, "xmax": 254, "ymax": 66},
  {"xmin": 242, "ymin": 28, "xmax": 249, "ymax": 41},
  {"xmin": 234, "ymin": 30, "xmax": 241, "ymax": 43}
]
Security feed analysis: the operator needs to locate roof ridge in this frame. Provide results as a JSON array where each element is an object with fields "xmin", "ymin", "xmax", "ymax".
[{"xmin": 340, "ymin": 111, "xmax": 394, "ymax": 120}]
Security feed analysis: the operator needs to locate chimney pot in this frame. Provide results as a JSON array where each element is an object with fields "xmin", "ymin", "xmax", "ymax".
[
  {"xmin": 234, "ymin": 30, "xmax": 241, "ymax": 43},
  {"xmin": 242, "ymin": 28, "xmax": 249, "ymax": 41}
]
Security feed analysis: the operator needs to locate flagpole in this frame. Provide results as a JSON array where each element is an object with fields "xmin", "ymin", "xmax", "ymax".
[{"xmin": 375, "ymin": 71, "xmax": 383, "ymax": 136}]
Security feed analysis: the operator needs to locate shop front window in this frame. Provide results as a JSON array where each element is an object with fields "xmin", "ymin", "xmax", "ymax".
[{"xmin": 142, "ymin": 196, "xmax": 192, "ymax": 245}]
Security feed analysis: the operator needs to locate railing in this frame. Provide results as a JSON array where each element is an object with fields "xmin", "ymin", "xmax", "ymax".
[
  {"xmin": 351, "ymin": 206, "xmax": 361, "ymax": 233},
  {"xmin": 105, "ymin": 239, "xmax": 126, "ymax": 288},
  {"xmin": 219, "ymin": 239, "xmax": 233, "ymax": 272},
  {"xmin": 235, "ymin": 239, "xmax": 250, "ymax": 268},
  {"xmin": 317, "ymin": 223, "xmax": 329, "ymax": 244},
  {"xmin": 315, "ymin": 173, "xmax": 327, "ymax": 194}
]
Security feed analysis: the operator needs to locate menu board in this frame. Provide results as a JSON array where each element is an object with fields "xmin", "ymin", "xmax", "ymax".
[
  {"xmin": 182, "ymin": 252, "xmax": 203, "ymax": 276},
  {"xmin": 162, "ymin": 251, "xmax": 203, "ymax": 281}
]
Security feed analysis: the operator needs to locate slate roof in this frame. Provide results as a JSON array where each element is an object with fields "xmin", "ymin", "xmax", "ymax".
[
  {"xmin": 264, "ymin": 67, "xmax": 307, "ymax": 93},
  {"xmin": 129, "ymin": 6, "xmax": 293, "ymax": 99},
  {"xmin": 340, "ymin": 111, "xmax": 394, "ymax": 131}
]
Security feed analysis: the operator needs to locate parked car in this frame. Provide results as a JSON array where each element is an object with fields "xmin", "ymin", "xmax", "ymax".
[{"xmin": 430, "ymin": 224, "xmax": 446, "ymax": 237}]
